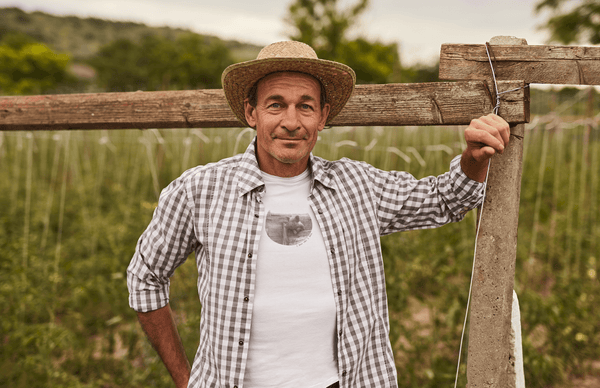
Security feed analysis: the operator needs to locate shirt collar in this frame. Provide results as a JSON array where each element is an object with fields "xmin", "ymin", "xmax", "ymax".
[
  {"xmin": 236, "ymin": 138, "xmax": 264, "ymax": 196},
  {"xmin": 308, "ymin": 153, "xmax": 338, "ymax": 191},
  {"xmin": 236, "ymin": 137, "xmax": 338, "ymax": 196}
]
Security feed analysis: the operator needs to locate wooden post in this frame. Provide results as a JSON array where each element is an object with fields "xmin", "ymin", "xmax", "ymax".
[{"xmin": 466, "ymin": 36, "xmax": 527, "ymax": 388}]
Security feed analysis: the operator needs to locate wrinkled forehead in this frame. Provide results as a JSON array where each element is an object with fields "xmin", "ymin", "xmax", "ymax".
[
  {"xmin": 257, "ymin": 71, "xmax": 321, "ymax": 91},
  {"xmin": 252, "ymin": 71, "xmax": 326, "ymax": 105}
]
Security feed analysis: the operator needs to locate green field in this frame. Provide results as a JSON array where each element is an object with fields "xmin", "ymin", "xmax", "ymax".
[{"xmin": 1, "ymin": 115, "xmax": 599, "ymax": 387}]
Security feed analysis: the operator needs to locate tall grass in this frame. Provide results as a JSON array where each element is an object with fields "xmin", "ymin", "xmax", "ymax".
[{"xmin": 0, "ymin": 116, "xmax": 599, "ymax": 387}]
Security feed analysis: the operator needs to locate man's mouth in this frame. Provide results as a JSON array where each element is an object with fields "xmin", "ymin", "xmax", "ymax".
[{"xmin": 272, "ymin": 134, "xmax": 306, "ymax": 141}]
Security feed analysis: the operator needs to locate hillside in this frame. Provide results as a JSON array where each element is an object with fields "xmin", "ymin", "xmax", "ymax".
[{"xmin": 0, "ymin": 7, "xmax": 261, "ymax": 62}]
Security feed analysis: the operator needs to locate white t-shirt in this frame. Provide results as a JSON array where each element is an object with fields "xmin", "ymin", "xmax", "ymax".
[{"xmin": 243, "ymin": 169, "xmax": 338, "ymax": 388}]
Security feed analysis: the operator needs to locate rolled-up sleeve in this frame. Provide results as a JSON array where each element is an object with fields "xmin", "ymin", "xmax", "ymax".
[
  {"xmin": 127, "ymin": 175, "xmax": 199, "ymax": 312},
  {"xmin": 442, "ymin": 154, "xmax": 486, "ymax": 216}
]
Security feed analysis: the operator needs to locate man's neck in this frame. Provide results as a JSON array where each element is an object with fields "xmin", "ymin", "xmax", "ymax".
[{"xmin": 256, "ymin": 155, "xmax": 310, "ymax": 178}]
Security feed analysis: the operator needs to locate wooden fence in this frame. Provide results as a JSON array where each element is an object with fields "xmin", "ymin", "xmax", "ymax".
[{"xmin": 2, "ymin": 35, "xmax": 600, "ymax": 387}]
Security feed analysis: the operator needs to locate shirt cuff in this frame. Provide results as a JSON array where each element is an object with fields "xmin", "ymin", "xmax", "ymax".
[
  {"xmin": 127, "ymin": 256, "xmax": 171, "ymax": 313},
  {"xmin": 449, "ymin": 155, "xmax": 486, "ymax": 216}
]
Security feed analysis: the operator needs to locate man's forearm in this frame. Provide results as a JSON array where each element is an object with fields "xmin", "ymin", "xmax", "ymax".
[
  {"xmin": 137, "ymin": 304, "xmax": 191, "ymax": 388},
  {"xmin": 460, "ymin": 151, "xmax": 490, "ymax": 183}
]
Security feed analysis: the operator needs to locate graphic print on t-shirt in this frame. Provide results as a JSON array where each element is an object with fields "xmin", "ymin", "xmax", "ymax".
[{"xmin": 265, "ymin": 211, "xmax": 312, "ymax": 246}]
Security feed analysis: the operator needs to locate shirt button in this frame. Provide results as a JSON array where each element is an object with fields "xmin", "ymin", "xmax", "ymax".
[
  {"xmin": 244, "ymin": 296, "xmax": 249, "ymax": 302},
  {"xmin": 337, "ymin": 289, "xmax": 342, "ymax": 296},
  {"xmin": 339, "ymin": 329, "xmax": 343, "ymax": 336},
  {"xmin": 239, "ymin": 340, "xmax": 244, "ymax": 346},
  {"xmin": 254, "ymin": 213, "xmax": 259, "ymax": 218},
  {"xmin": 342, "ymin": 370, "xmax": 347, "ymax": 376},
  {"xmin": 330, "ymin": 248, "xmax": 335, "ymax": 254},
  {"xmin": 248, "ymin": 253, "xmax": 253, "ymax": 258},
  {"xmin": 318, "ymin": 209, "xmax": 323, "ymax": 214}
]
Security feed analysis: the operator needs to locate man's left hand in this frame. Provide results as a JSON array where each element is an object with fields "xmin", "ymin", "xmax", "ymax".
[{"xmin": 461, "ymin": 113, "xmax": 511, "ymax": 182}]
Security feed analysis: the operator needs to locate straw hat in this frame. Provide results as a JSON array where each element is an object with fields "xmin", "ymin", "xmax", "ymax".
[{"xmin": 221, "ymin": 41, "xmax": 356, "ymax": 127}]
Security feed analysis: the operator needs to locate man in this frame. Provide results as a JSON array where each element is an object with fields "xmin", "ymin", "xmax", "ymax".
[{"xmin": 127, "ymin": 41, "xmax": 510, "ymax": 388}]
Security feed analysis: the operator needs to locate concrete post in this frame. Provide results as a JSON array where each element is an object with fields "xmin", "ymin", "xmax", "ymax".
[{"xmin": 466, "ymin": 36, "xmax": 527, "ymax": 388}]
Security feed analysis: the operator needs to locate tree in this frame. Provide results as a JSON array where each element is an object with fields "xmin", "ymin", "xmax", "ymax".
[
  {"xmin": 0, "ymin": 32, "xmax": 73, "ymax": 95},
  {"xmin": 536, "ymin": 0, "xmax": 599, "ymax": 119},
  {"xmin": 287, "ymin": 0, "xmax": 368, "ymax": 59},
  {"xmin": 336, "ymin": 38, "xmax": 401, "ymax": 84},
  {"xmin": 171, "ymin": 34, "xmax": 234, "ymax": 90},
  {"xmin": 286, "ymin": 0, "xmax": 401, "ymax": 84},
  {"xmin": 536, "ymin": 0, "xmax": 600, "ymax": 44},
  {"xmin": 89, "ymin": 38, "xmax": 148, "ymax": 92},
  {"xmin": 89, "ymin": 34, "xmax": 234, "ymax": 92}
]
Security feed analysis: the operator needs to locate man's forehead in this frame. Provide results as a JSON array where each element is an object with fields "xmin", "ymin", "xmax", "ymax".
[{"xmin": 257, "ymin": 71, "xmax": 321, "ymax": 91}]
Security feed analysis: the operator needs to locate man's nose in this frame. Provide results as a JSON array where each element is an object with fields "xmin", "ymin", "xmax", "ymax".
[{"xmin": 281, "ymin": 106, "xmax": 301, "ymax": 131}]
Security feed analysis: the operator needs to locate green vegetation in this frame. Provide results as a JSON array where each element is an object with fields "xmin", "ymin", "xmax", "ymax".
[
  {"xmin": 89, "ymin": 34, "xmax": 234, "ymax": 92},
  {"xmin": 0, "ymin": 7, "xmax": 260, "ymax": 62},
  {"xmin": 286, "ymin": 0, "xmax": 403, "ymax": 83},
  {"xmin": 536, "ymin": 0, "xmax": 600, "ymax": 44},
  {"xmin": 1, "ymin": 110, "xmax": 599, "ymax": 386},
  {"xmin": 0, "ymin": 32, "xmax": 79, "ymax": 95},
  {"xmin": 0, "ymin": 7, "xmax": 260, "ymax": 94}
]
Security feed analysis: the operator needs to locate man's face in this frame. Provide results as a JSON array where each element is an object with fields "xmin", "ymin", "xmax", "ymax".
[{"xmin": 244, "ymin": 72, "xmax": 330, "ymax": 177}]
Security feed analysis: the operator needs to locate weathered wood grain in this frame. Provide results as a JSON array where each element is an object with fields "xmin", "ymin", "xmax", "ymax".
[
  {"xmin": 0, "ymin": 81, "xmax": 528, "ymax": 131},
  {"xmin": 0, "ymin": 89, "xmax": 238, "ymax": 131},
  {"xmin": 332, "ymin": 81, "xmax": 528, "ymax": 126},
  {"xmin": 439, "ymin": 43, "xmax": 600, "ymax": 85}
]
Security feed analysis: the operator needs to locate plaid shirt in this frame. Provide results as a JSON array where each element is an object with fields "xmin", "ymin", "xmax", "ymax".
[{"xmin": 127, "ymin": 138, "xmax": 484, "ymax": 388}]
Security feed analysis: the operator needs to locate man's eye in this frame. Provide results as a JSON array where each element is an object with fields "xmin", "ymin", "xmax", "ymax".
[
  {"xmin": 269, "ymin": 103, "xmax": 281, "ymax": 108},
  {"xmin": 301, "ymin": 104, "xmax": 313, "ymax": 110}
]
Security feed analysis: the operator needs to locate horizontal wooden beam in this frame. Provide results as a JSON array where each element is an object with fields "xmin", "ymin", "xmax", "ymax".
[
  {"xmin": 439, "ymin": 43, "xmax": 600, "ymax": 85},
  {"xmin": 0, "ymin": 81, "xmax": 528, "ymax": 131},
  {"xmin": 335, "ymin": 81, "xmax": 528, "ymax": 126},
  {"xmin": 0, "ymin": 89, "xmax": 238, "ymax": 131}
]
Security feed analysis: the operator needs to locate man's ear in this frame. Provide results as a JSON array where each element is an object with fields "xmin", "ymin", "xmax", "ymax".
[
  {"xmin": 244, "ymin": 98, "xmax": 257, "ymax": 128},
  {"xmin": 318, "ymin": 103, "xmax": 331, "ymax": 132}
]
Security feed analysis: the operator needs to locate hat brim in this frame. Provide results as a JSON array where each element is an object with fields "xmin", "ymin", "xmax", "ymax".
[{"xmin": 222, "ymin": 57, "xmax": 355, "ymax": 127}]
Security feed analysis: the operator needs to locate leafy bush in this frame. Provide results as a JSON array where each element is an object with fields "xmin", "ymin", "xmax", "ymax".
[{"xmin": 0, "ymin": 33, "xmax": 75, "ymax": 95}]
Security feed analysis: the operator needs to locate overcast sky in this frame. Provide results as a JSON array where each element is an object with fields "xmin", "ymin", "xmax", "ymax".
[{"xmin": 3, "ymin": 0, "xmax": 553, "ymax": 65}]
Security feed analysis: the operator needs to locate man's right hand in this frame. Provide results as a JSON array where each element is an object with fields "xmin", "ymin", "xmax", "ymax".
[{"xmin": 461, "ymin": 113, "xmax": 511, "ymax": 182}]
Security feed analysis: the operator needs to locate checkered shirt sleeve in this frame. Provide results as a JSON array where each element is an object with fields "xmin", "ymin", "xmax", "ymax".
[
  {"xmin": 127, "ymin": 168, "xmax": 200, "ymax": 312},
  {"xmin": 374, "ymin": 155, "xmax": 484, "ymax": 234}
]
